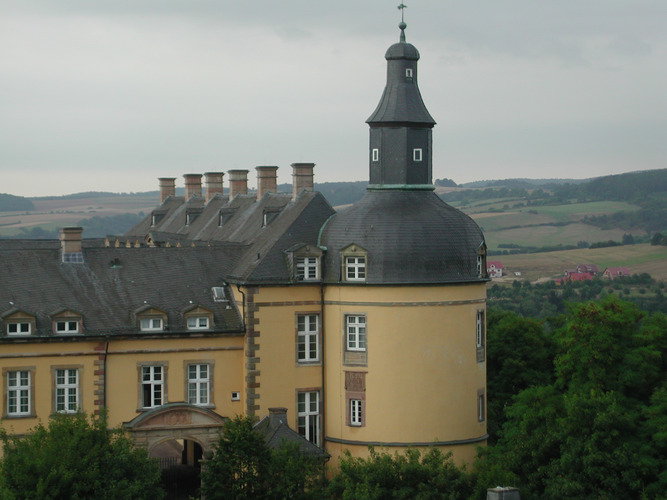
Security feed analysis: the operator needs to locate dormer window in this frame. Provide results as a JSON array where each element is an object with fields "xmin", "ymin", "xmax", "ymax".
[
  {"xmin": 477, "ymin": 243, "xmax": 487, "ymax": 278},
  {"xmin": 341, "ymin": 244, "xmax": 368, "ymax": 283},
  {"xmin": 218, "ymin": 210, "xmax": 235, "ymax": 227},
  {"xmin": 413, "ymin": 148, "xmax": 422, "ymax": 162},
  {"xmin": 7, "ymin": 322, "xmax": 31, "ymax": 335},
  {"xmin": 345, "ymin": 257, "xmax": 366, "ymax": 281},
  {"xmin": 187, "ymin": 317, "xmax": 209, "ymax": 330},
  {"xmin": 52, "ymin": 310, "xmax": 82, "ymax": 334},
  {"xmin": 296, "ymin": 257, "xmax": 319, "ymax": 281},
  {"xmin": 212, "ymin": 287, "xmax": 227, "ymax": 302},
  {"xmin": 405, "ymin": 68, "xmax": 413, "ymax": 78},
  {"xmin": 263, "ymin": 210, "xmax": 281, "ymax": 227},
  {"xmin": 372, "ymin": 148, "xmax": 379, "ymax": 162},
  {"xmin": 3, "ymin": 311, "xmax": 35, "ymax": 336},
  {"xmin": 151, "ymin": 212, "xmax": 166, "ymax": 227},
  {"xmin": 140, "ymin": 318, "xmax": 163, "ymax": 331},
  {"xmin": 56, "ymin": 321, "xmax": 78, "ymax": 333}
]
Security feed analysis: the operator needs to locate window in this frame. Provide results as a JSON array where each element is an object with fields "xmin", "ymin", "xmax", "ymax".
[
  {"xmin": 345, "ymin": 371, "xmax": 366, "ymax": 427},
  {"xmin": 141, "ymin": 366, "xmax": 164, "ymax": 408},
  {"xmin": 140, "ymin": 318, "xmax": 163, "ymax": 331},
  {"xmin": 476, "ymin": 310, "xmax": 485, "ymax": 363},
  {"xmin": 372, "ymin": 148, "xmax": 379, "ymax": 162},
  {"xmin": 187, "ymin": 364, "xmax": 210, "ymax": 406},
  {"xmin": 476, "ymin": 311, "xmax": 485, "ymax": 348},
  {"xmin": 478, "ymin": 390, "xmax": 485, "ymax": 422},
  {"xmin": 7, "ymin": 322, "xmax": 30, "ymax": 336},
  {"xmin": 405, "ymin": 68, "xmax": 413, "ymax": 78},
  {"xmin": 346, "ymin": 315, "xmax": 366, "ymax": 351},
  {"xmin": 187, "ymin": 317, "xmax": 209, "ymax": 330},
  {"xmin": 297, "ymin": 314, "xmax": 319, "ymax": 363},
  {"xmin": 350, "ymin": 399, "xmax": 363, "ymax": 426},
  {"xmin": 212, "ymin": 287, "xmax": 227, "ymax": 302},
  {"xmin": 7, "ymin": 370, "xmax": 30, "ymax": 416},
  {"xmin": 297, "ymin": 391, "xmax": 320, "ymax": 445},
  {"xmin": 413, "ymin": 148, "xmax": 423, "ymax": 162},
  {"xmin": 56, "ymin": 321, "xmax": 79, "ymax": 333},
  {"xmin": 296, "ymin": 257, "xmax": 318, "ymax": 281},
  {"xmin": 55, "ymin": 369, "xmax": 78, "ymax": 413},
  {"xmin": 345, "ymin": 256, "xmax": 366, "ymax": 281}
]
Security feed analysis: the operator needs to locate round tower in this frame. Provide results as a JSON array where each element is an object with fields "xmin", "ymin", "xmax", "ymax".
[{"xmin": 320, "ymin": 22, "xmax": 488, "ymax": 467}]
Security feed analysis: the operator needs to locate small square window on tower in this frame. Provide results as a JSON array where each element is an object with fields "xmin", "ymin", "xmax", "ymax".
[
  {"xmin": 405, "ymin": 68, "xmax": 413, "ymax": 78},
  {"xmin": 372, "ymin": 148, "xmax": 379, "ymax": 162},
  {"xmin": 413, "ymin": 148, "xmax": 423, "ymax": 162}
]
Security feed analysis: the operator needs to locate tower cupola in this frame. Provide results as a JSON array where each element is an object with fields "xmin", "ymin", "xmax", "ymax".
[{"xmin": 366, "ymin": 22, "xmax": 435, "ymax": 189}]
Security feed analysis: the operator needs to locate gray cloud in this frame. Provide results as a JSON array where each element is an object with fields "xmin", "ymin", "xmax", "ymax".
[{"xmin": 1, "ymin": 0, "xmax": 665, "ymax": 195}]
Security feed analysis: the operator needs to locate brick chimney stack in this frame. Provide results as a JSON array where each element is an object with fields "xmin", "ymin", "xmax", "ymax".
[
  {"xmin": 158, "ymin": 177, "xmax": 176, "ymax": 203},
  {"xmin": 60, "ymin": 227, "xmax": 83, "ymax": 263},
  {"xmin": 204, "ymin": 172, "xmax": 224, "ymax": 202},
  {"xmin": 183, "ymin": 174, "xmax": 203, "ymax": 200},
  {"xmin": 291, "ymin": 163, "xmax": 315, "ymax": 199},
  {"xmin": 227, "ymin": 170, "xmax": 249, "ymax": 200},
  {"xmin": 268, "ymin": 407, "xmax": 288, "ymax": 427},
  {"xmin": 256, "ymin": 166, "xmax": 278, "ymax": 201}
]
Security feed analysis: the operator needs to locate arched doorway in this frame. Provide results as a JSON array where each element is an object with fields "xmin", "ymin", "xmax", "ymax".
[{"xmin": 124, "ymin": 403, "xmax": 226, "ymax": 499}]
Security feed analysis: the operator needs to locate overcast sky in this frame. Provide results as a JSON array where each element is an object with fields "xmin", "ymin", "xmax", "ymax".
[{"xmin": 1, "ymin": 1, "xmax": 665, "ymax": 197}]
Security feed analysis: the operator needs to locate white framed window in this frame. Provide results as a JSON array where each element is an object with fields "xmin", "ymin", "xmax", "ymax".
[
  {"xmin": 476, "ymin": 311, "xmax": 485, "ymax": 348},
  {"xmin": 413, "ymin": 148, "xmax": 423, "ymax": 162},
  {"xmin": 350, "ymin": 399, "xmax": 363, "ymax": 426},
  {"xmin": 345, "ymin": 256, "xmax": 366, "ymax": 281},
  {"xmin": 296, "ymin": 256, "xmax": 319, "ymax": 281},
  {"xmin": 478, "ymin": 390, "xmax": 485, "ymax": 422},
  {"xmin": 141, "ymin": 366, "xmax": 164, "ymax": 408},
  {"xmin": 55, "ymin": 369, "xmax": 79, "ymax": 413},
  {"xmin": 140, "ymin": 318, "xmax": 163, "ymax": 331},
  {"xmin": 55, "ymin": 320, "xmax": 79, "ymax": 333},
  {"xmin": 7, "ymin": 322, "xmax": 31, "ymax": 336},
  {"xmin": 297, "ymin": 314, "xmax": 319, "ymax": 363},
  {"xmin": 187, "ymin": 316, "xmax": 209, "ymax": 330},
  {"xmin": 406, "ymin": 68, "xmax": 413, "ymax": 78},
  {"xmin": 187, "ymin": 364, "xmax": 210, "ymax": 406},
  {"xmin": 477, "ymin": 254, "xmax": 484, "ymax": 277},
  {"xmin": 7, "ymin": 370, "xmax": 31, "ymax": 416},
  {"xmin": 346, "ymin": 315, "xmax": 367, "ymax": 351},
  {"xmin": 297, "ymin": 391, "xmax": 320, "ymax": 446},
  {"xmin": 372, "ymin": 148, "xmax": 379, "ymax": 162}
]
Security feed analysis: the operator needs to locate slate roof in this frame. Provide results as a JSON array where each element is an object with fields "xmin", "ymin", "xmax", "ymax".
[
  {"xmin": 124, "ymin": 190, "xmax": 335, "ymax": 285},
  {"xmin": 319, "ymin": 190, "xmax": 486, "ymax": 284},
  {"xmin": 254, "ymin": 411, "xmax": 328, "ymax": 458},
  {"xmin": 0, "ymin": 241, "xmax": 244, "ymax": 338},
  {"xmin": 366, "ymin": 30, "xmax": 435, "ymax": 127}
]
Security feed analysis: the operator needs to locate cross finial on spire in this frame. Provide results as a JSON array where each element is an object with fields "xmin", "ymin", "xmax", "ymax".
[{"xmin": 397, "ymin": 3, "xmax": 407, "ymax": 42}]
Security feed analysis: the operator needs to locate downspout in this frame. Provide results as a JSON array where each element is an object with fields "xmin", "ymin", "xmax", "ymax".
[
  {"xmin": 320, "ymin": 282, "xmax": 326, "ymax": 452},
  {"xmin": 103, "ymin": 336, "xmax": 110, "ymax": 412},
  {"xmin": 236, "ymin": 284, "xmax": 246, "ymax": 329}
]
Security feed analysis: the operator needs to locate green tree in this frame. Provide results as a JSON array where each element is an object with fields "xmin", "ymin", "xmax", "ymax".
[
  {"xmin": 486, "ymin": 308, "xmax": 555, "ymax": 442},
  {"xmin": 0, "ymin": 412, "xmax": 163, "ymax": 500},
  {"xmin": 476, "ymin": 298, "xmax": 667, "ymax": 499},
  {"xmin": 202, "ymin": 415, "xmax": 324, "ymax": 500},
  {"xmin": 327, "ymin": 447, "xmax": 473, "ymax": 499}
]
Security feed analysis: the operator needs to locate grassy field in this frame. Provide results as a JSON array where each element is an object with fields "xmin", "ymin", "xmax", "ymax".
[
  {"xmin": 493, "ymin": 244, "xmax": 667, "ymax": 282},
  {"xmin": 0, "ymin": 194, "xmax": 157, "ymax": 237}
]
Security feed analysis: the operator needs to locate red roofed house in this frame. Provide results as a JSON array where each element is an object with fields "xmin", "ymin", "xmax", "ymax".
[
  {"xmin": 602, "ymin": 266, "xmax": 630, "ymax": 279},
  {"xmin": 487, "ymin": 261, "xmax": 503, "ymax": 278}
]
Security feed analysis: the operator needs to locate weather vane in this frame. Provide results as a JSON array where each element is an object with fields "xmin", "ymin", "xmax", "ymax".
[{"xmin": 398, "ymin": 3, "xmax": 407, "ymax": 23}]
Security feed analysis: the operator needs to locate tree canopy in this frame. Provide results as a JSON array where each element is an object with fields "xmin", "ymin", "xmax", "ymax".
[{"xmin": 0, "ymin": 412, "xmax": 163, "ymax": 500}]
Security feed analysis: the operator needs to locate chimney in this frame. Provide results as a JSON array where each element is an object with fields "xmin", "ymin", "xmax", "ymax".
[
  {"xmin": 158, "ymin": 177, "xmax": 176, "ymax": 203},
  {"xmin": 60, "ymin": 227, "xmax": 83, "ymax": 263},
  {"xmin": 256, "ymin": 166, "xmax": 278, "ymax": 200},
  {"xmin": 183, "ymin": 174, "xmax": 203, "ymax": 200},
  {"xmin": 227, "ymin": 170, "xmax": 249, "ymax": 200},
  {"xmin": 268, "ymin": 407, "xmax": 288, "ymax": 428},
  {"xmin": 204, "ymin": 172, "xmax": 224, "ymax": 202},
  {"xmin": 291, "ymin": 163, "xmax": 315, "ymax": 199}
]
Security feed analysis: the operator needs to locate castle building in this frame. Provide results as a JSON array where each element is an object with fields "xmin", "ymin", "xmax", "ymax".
[{"xmin": 0, "ymin": 21, "xmax": 487, "ymax": 473}]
